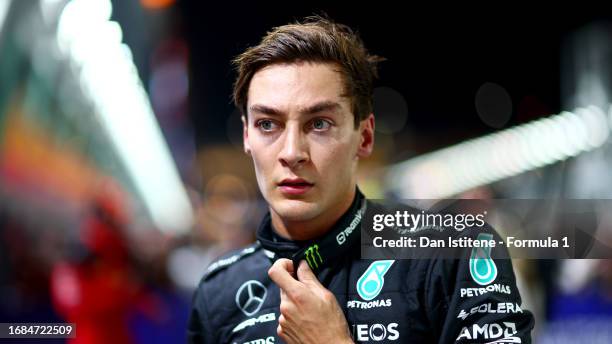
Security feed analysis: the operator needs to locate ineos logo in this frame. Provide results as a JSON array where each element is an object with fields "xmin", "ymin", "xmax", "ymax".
[
  {"xmin": 235, "ymin": 280, "xmax": 267, "ymax": 316},
  {"xmin": 352, "ymin": 322, "xmax": 400, "ymax": 341}
]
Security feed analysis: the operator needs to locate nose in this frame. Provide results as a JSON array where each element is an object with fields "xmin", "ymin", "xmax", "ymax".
[{"xmin": 278, "ymin": 123, "xmax": 309, "ymax": 168}]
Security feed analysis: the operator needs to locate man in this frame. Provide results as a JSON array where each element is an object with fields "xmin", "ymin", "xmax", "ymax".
[{"xmin": 188, "ymin": 16, "xmax": 534, "ymax": 343}]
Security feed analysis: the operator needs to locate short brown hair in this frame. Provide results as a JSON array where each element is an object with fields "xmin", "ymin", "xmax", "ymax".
[{"xmin": 232, "ymin": 15, "xmax": 384, "ymax": 127}]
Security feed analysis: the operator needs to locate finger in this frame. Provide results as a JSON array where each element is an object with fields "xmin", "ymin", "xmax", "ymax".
[
  {"xmin": 280, "ymin": 257, "xmax": 296, "ymax": 275},
  {"xmin": 277, "ymin": 322, "xmax": 293, "ymax": 343},
  {"xmin": 268, "ymin": 258, "xmax": 301, "ymax": 293},
  {"xmin": 279, "ymin": 299, "xmax": 295, "ymax": 316},
  {"xmin": 278, "ymin": 324, "xmax": 299, "ymax": 344},
  {"xmin": 277, "ymin": 325, "xmax": 292, "ymax": 344},
  {"xmin": 280, "ymin": 288, "xmax": 287, "ymax": 301},
  {"xmin": 297, "ymin": 260, "xmax": 323, "ymax": 287}
]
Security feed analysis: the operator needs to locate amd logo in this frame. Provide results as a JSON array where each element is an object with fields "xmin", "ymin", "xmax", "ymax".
[{"xmin": 456, "ymin": 322, "xmax": 520, "ymax": 342}]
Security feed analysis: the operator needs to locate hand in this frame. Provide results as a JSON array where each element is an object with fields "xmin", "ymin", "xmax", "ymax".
[{"xmin": 268, "ymin": 259, "xmax": 353, "ymax": 344}]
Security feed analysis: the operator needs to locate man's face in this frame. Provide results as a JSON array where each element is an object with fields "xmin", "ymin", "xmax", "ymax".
[{"xmin": 243, "ymin": 62, "xmax": 374, "ymax": 223}]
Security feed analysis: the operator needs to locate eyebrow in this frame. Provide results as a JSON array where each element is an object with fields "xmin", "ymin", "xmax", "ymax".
[
  {"xmin": 249, "ymin": 101, "xmax": 342, "ymax": 117},
  {"xmin": 249, "ymin": 104, "xmax": 283, "ymax": 116},
  {"xmin": 299, "ymin": 101, "xmax": 342, "ymax": 115}
]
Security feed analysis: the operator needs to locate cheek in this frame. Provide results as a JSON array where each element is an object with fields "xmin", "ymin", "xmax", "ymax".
[
  {"xmin": 311, "ymin": 140, "xmax": 355, "ymax": 174},
  {"xmin": 250, "ymin": 150, "xmax": 268, "ymax": 174},
  {"xmin": 249, "ymin": 142, "xmax": 277, "ymax": 182}
]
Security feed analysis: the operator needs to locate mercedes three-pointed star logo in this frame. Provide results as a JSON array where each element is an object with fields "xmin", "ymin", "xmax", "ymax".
[{"xmin": 235, "ymin": 280, "xmax": 267, "ymax": 316}]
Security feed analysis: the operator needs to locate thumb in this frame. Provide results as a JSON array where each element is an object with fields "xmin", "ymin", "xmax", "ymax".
[
  {"xmin": 297, "ymin": 260, "xmax": 323, "ymax": 287},
  {"xmin": 269, "ymin": 259, "xmax": 300, "ymax": 293}
]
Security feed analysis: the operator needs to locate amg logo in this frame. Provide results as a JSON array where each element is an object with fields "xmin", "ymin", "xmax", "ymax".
[{"xmin": 232, "ymin": 313, "xmax": 276, "ymax": 333}]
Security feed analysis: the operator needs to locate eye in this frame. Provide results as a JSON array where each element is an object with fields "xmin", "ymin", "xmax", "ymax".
[
  {"xmin": 255, "ymin": 119, "xmax": 278, "ymax": 132},
  {"xmin": 310, "ymin": 118, "xmax": 332, "ymax": 131}
]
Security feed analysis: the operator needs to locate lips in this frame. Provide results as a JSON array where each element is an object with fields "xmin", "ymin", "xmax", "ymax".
[
  {"xmin": 279, "ymin": 178, "xmax": 313, "ymax": 187},
  {"xmin": 278, "ymin": 178, "xmax": 314, "ymax": 195}
]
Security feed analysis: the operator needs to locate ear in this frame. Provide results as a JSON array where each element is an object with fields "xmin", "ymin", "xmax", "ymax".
[
  {"xmin": 241, "ymin": 115, "xmax": 251, "ymax": 155},
  {"xmin": 357, "ymin": 114, "xmax": 375, "ymax": 158}
]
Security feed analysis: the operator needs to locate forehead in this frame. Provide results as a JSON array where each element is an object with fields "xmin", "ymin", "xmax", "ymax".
[{"xmin": 247, "ymin": 62, "xmax": 350, "ymax": 115}]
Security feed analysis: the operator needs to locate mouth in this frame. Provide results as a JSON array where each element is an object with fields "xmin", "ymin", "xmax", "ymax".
[{"xmin": 277, "ymin": 178, "xmax": 314, "ymax": 195}]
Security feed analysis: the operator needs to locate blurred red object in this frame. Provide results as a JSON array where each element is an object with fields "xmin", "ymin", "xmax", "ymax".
[
  {"xmin": 79, "ymin": 187, "xmax": 130, "ymax": 263},
  {"xmin": 50, "ymin": 183, "xmax": 140, "ymax": 344}
]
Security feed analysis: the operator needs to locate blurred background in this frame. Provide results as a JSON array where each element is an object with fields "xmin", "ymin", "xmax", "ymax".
[{"xmin": 0, "ymin": 0, "xmax": 611, "ymax": 343}]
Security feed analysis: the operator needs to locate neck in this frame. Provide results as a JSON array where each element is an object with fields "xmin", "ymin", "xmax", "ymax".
[{"xmin": 270, "ymin": 187, "xmax": 357, "ymax": 241}]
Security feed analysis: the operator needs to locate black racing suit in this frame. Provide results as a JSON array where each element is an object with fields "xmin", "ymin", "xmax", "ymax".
[{"xmin": 187, "ymin": 189, "xmax": 534, "ymax": 343}]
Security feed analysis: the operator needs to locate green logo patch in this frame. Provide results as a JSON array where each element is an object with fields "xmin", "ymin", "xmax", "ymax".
[
  {"xmin": 357, "ymin": 260, "xmax": 394, "ymax": 301},
  {"xmin": 304, "ymin": 244, "xmax": 323, "ymax": 269},
  {"xmin": 469, "ymin": 233, "xmax": 498, "ymax": 286}
]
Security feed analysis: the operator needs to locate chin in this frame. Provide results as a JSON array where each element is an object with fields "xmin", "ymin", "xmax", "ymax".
[{"xmin": 271, "ymin": 198, "xmax": 321, "ymax": 222}]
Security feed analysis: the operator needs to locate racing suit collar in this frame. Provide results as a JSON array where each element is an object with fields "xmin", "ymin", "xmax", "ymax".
[{"xmin": 256, "ymin": 187, "xmax": 366, "ymax": 274}]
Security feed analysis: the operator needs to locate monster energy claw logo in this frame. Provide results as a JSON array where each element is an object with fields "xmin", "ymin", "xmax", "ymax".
[
  {"xmin": 469, "ymin": 233, "xmax": 498, "ymax": 286},
  {"xmin": 304, "ymin": 244, "xmax": 323, "ymax": 269}
]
